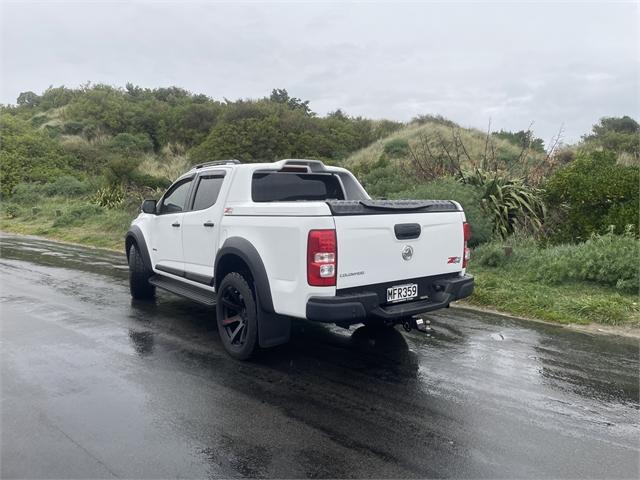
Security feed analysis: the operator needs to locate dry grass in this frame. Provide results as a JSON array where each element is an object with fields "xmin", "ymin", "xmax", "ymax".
[
  {"xmin": 345, "ymin": 120, "xmax": 546, "ymax": 175},
  {"xmin": 138, "ymin": 145, "xmax": 191, "ymax": 182}
]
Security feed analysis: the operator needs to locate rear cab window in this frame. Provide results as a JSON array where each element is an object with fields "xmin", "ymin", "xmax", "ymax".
[{"xmin": 252, "ymin": 172, "xmax": 345, "ymax": 202}]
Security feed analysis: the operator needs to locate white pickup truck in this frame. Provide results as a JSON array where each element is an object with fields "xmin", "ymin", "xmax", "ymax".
[{"xmin": 126, "ymin": 159, "xmax": 474, "ymax": 359}]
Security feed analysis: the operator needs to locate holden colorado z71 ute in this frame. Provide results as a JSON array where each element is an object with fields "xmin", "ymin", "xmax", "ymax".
[{"xmin": 125, "ymin": 159, "xmax": 474, "ymax": 359}]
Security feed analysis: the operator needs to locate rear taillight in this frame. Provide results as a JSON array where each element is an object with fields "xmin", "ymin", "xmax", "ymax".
[
  {"xmin": 463, "ymin": 222, "xmax": 471, "ymax": 268},
  {"xmin": 307, "ymin": 229, "xmax": 337, "ymax": 286}
]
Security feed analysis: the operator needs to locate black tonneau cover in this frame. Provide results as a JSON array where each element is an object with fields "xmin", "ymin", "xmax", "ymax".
[{"xmin": 326, "ymin": 199, "xmax": 459, "ymax": 216}]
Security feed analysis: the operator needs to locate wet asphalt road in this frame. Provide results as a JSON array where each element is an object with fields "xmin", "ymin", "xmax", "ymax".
[{"xmin": 1, "ymin": 233, "xmax": 638, "ymax": 479}]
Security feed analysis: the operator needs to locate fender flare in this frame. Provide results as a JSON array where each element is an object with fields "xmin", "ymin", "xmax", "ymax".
[
  {"xmin": 214, "ymin": 237, "xmax": 274, "ymax": 314},
  {"xmin": 125, "ymin": 225, "xmax": 152, "ymax": 271}
]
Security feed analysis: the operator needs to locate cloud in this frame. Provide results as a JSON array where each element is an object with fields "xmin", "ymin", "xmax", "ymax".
[{"xmin": 1, "ymin": 0, "xmax": 638, "ymax": 142}]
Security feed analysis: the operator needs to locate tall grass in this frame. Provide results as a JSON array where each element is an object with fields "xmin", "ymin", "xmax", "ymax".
[
  {"xmin": 138, "ymin": 144, "xmax": 191, "ymax": 182},
  {"xmin": 468, "ymin": 231, "xmax": 639, "ymax": 325},
  {"xmin": 344, "ymin": 120, "xmax": 542, "ymax": 174},
  {"xmin": 474, "ymin": 230, "xmax": 639, "ymax": 293}
]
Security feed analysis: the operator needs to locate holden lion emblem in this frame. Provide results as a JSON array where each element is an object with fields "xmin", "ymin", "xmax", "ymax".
[{"xmin": 402, "ymin": 245, "xmax": 414, "ymax": 261}]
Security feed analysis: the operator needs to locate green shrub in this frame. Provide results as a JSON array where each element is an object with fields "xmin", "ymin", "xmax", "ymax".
[
  {"xmin": 361, "ymin": 156, "xmax": 416, "ymax": 198},
  {"xmin": 383, "ymin": 138, "xmax": 409, "ymax": 158},
  {"xmin": 42, "ymin": 176, "xmax": 91, "ymax": 197},
  {"xmin": 104, "ymin": 156, "xmax": 141, "ymax": 185},
  {"xmin": 130, "ymin": 172, "xmax": 171, "ymax": 190},
  {"xmin": 108, "ymin": 133, "xmax": 153, "ymax": 155},
  {"xmin": 10, "ymin": 177, "xmax": 91, "ymax": 202},
  {"xmin": 31, "ymin": 114, "xmax": 49, "ymax": 128},
  {"xmin": 10, "ymin": 183, "xmax": 44, "ymax": 205},
  {"xmin": 411, "ymin": 114, "xmax": 459, "ymax": 128},
  {"xmin": 0, "ymin": 114, "xmax": 74, "ymax": 196},
  {"xmin": 475, "ymin": 242, "xmax": 510, "ymax": 267},
  {"xmin": 394, "ymin": 177, "xmax": 493, "ymax": 246},
  {"xmin": 529, "ymin": 229, "xmax": 638, "ymax": 293},
  {"xmin": 62, "ymin": 121, "xmax": 85, "ymax": 135},
  {"xmin": 2, "ymin": 203, "xmax": 22, "ymax": 218},
  {"xmin": 61, "ymin": 138, "xmax": 109, "ymax": 172},
  {"xmin": 492, "ymin": 129, "xmax": 545, "ymax": 153},
  {"xmin": 43, "ymin": 124, "xmax": 62, "ymax": 138},
  {"xmin": 82, "ymin": 123, "xmax": 98, "ymax": 140},
  {"xmin": 39, "ymin": 86, "xmax": 77, "ymax": 110},
  {"xmin": 473, "ymin": 235, "xmax": 538, "ymax": 266},
  {"xmin": 545, "ymin": 151, "xmax": 639, "ymax": 242},
  {"xmin": 53, "ymin": 204, "xmax": 105, "ymax": 227},
  {"xmin": 477, "ymin": 230, "xmax": 639, "ymax": 293},
  {"xmin": 582, "ymin": 116, "xmax": 639, "ymax": 160}
]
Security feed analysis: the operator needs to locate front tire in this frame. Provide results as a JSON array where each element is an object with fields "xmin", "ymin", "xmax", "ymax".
[
  {"xmin": 128, "ymin": 244, "xmax": 155, "ymax": 300},
  {"xmin": 216, "ymin": 272, "xmax": 259, "ymax": 360}
]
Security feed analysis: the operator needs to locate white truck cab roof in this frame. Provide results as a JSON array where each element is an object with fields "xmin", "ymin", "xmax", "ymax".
[
  {"xmin": 179, "ymin": 159, "xmax": 370, "ymax": 203},
  {"xmin": 186, "ymin": 158, "xmax": 348, "ymax": 175}
]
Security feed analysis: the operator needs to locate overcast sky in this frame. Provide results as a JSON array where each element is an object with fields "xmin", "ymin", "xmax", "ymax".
[{"xmin": 1, "ymin": 0, "xmax": 638, "ymax": 143}]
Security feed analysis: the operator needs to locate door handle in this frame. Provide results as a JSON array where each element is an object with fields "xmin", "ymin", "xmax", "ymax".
[
  {"xmin": 203, "ymin": 221, "xmax": 215, "ymax": 227},
  {"xmin": 171, "ymin": 222, "xmax": 180, "ymax": 227}
]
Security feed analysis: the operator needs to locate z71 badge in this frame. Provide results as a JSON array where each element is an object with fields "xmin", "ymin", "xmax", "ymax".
[{"xmin": 447, "ymin": 256, "xmax": 461, "ymax": 264}]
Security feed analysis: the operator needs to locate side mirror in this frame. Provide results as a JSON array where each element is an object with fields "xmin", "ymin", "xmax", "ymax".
[{"xmin": 141, "ymin": 199, "xmax": 157, "ymax": 214}]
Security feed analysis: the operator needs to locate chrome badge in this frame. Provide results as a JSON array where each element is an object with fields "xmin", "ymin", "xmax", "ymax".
[{"xmin": 402, "ymin": 245, "xmax": 414, "ymax": 261}]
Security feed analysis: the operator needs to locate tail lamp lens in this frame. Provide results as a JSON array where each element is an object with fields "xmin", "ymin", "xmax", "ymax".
[
  {"xmin": 463, "ymin": 222, "xmax": 471, "ymax": 268},
  {"xmin": 463, "ymin": 222, "xmax": 472, "ymax": 242},
  {"xmin": 307, "ymin": 229, "xmax": 337, "ymax": 286}
]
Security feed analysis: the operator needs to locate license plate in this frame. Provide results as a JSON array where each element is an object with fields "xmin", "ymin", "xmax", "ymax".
[{"xmin": 386, "ymin": 283, "xmax": 418, "ymax": 303}]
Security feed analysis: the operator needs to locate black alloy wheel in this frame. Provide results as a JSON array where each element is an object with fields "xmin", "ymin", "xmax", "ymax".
[
  {"xmin": 216, "ymin": 272, "xmax": 258, "ymax": 359},
  {"xmin": 220, "ymin": 285, "xmax": 249, "ymax": 346}
]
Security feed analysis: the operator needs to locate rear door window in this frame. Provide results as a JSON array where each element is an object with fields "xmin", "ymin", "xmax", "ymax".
[
  {"xmin": 191, "ymin": 175, "xmax": 225, "ymax": 211},
  {"xmin": 252, "ymin": 172, "xmax": 345, "ymax": 202}
]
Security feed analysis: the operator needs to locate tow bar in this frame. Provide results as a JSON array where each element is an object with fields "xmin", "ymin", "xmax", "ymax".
[{"xmin": 402, "ymin": 316, "xmax": 432, "ymax": 334}]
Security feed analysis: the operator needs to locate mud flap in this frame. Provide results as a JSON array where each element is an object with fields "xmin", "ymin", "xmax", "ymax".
[{"xmin": 257, "ymin": 310, "xmax": 291, "ymax": 348}]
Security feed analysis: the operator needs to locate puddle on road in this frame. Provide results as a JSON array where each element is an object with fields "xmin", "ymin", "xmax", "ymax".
[{"xmin": 1, "ymin": 233, "xmax": 127, "ymax": 280}]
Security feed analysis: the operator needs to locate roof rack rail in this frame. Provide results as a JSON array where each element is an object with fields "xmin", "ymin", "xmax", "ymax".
[{"xmin": 193, "ymin": 159, "xmax": 241, "ymax": 169}]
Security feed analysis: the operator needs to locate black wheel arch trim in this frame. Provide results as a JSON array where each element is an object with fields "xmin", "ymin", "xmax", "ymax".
[
  {"xmin": 125, "ymin": 225, "xmax": 152, "ymax": 271},
  {"xmin": 214, "ymin": 237, "xmax": 275, "ymax": 314}
]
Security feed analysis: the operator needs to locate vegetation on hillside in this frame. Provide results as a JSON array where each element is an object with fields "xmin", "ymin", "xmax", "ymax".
[
  {"xmin": 1, "ymin": 84, "xmax": 400, "ymax": 196},
  {"xmin": 545, "ymin": 151, "xmax": 639, "ymax": 242},
  {"xmin": 1, "ymin": 83, "xmax": 638, "ymax": 326}
]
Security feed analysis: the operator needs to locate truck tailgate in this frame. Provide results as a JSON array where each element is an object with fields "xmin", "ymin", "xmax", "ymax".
[{"xmin": 333, "ymin": 209, "xmax": 465, "ymax": 289}]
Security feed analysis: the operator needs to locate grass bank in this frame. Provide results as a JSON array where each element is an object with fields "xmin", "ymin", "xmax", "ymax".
[
  {"xmin": 466, "ymin": 267, "xmax": 638, "ymax": 326},
  {"xmin": 0, "ymin": 196, "xmax": 132, "ymax": 250},
  {"xmin": 467, "ymin": 236, "xmax": 639, "ymax": 326},
  {"xmin": 1, "ymin": 197, "xmax": 637, "ymax": 327}
]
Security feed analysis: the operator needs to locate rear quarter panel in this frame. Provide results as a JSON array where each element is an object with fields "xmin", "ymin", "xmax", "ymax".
[{"xmin": 220, "ymin": 209, "xmax": 337, "ymax": 318}]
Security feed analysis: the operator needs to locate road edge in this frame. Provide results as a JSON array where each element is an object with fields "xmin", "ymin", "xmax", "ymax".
[
  {"xmin": 0, "ymin": 230, "xmax": 123, "ymax": 253},
  {"xmin": 451, "ymin": 302, "xmax": 640, "ymax": 339}
]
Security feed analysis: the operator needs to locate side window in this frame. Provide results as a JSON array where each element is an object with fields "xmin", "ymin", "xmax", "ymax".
[
  {"xmin": 159, "ymin": 178, "xmax": 192, "ymax": 214},
  {"xmin": 192, "ymin": 175, "xmax": 225, "ymax": 211}
]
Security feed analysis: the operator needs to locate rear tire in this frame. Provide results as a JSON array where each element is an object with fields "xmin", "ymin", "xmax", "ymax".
[
  {"xmin": 128, "ymin": 244, "xmax": 155, "ymax": 300},
  {"xmin": 216, "ymin": 272, "xmax": 259, "ymax": 360}
]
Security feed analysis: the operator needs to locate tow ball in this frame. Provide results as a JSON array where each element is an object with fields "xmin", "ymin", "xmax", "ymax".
[{"xmin": 401, "ymin": 317, "xmax": 432, "ymax": 333}]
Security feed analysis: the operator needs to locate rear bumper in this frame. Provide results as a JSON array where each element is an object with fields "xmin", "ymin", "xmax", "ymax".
[{"xmin": 306, "ymin": 274, "xmax": 474, "ymax": 323}]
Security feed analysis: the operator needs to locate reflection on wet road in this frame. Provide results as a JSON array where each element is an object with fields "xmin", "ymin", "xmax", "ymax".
[{"xmin": 1, "ymin": 233, "xmax": 638, "ymax": 478}]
